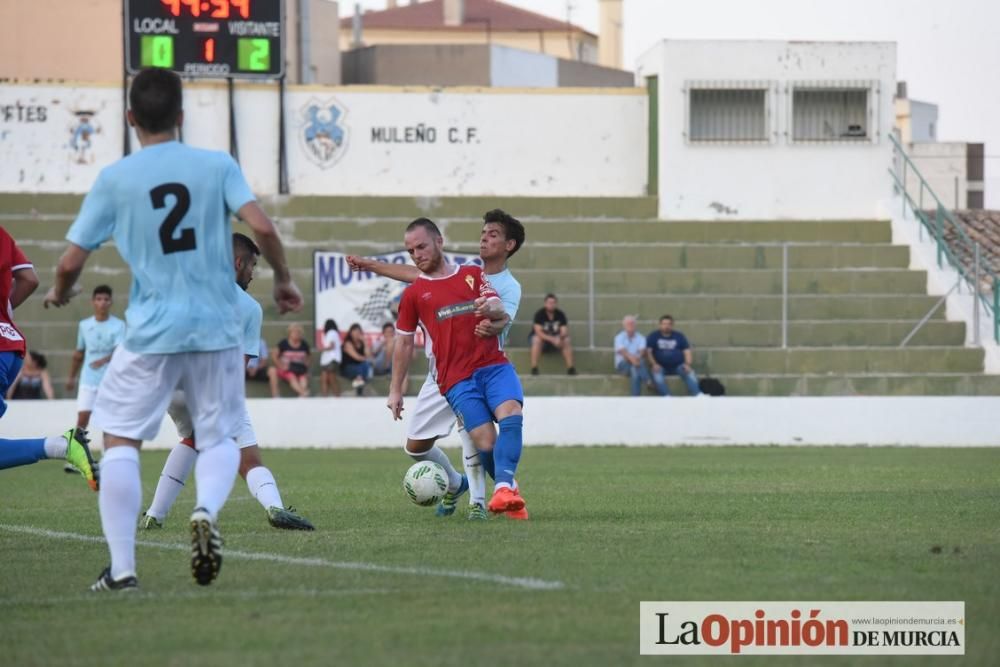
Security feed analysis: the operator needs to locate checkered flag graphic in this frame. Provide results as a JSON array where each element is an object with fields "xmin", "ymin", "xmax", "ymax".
[{"xmin": 355, "ymin": 281, "xmax": 397, "ymax": 326}]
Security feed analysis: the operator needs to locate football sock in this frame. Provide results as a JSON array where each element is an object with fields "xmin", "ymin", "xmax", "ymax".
[
  {"xmin": 459, "ymin": 427, "xmax": 486, "ymax": 506},
  {"xmin": 0, "ymin": 438, "xmax": 46, "ymax": 469},
  {"xmin": 99, "ymin": 447, "xmax": 141, "ymax": 580},
  {"xmin": 246, "ymin": 466, "xmax": 284, "ymax": 510},
  {"xmin": 193, "ymin": 440, "xmax": 240, "ymax": 521},
  {"xmin": 478, "ymin": 449, "xmax": 496, "ymax": 480},
  {"xmin": 44, "ymin": 435, "xmax": 68, "ymax": 459},
  {"xmin": 146, "ymin": 442, "xmax": 198, "ymax": 520},
  {"xmin": 408, "ymin": 444, "xmax": 462, "ymax": 491},
  {"xmin": 493, "ymin": 415, "xmax": 523, "ymax": 490}
]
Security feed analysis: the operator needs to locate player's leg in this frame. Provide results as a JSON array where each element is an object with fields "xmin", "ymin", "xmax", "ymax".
[
  {"xmin": 459, "ymin": 425, "xmax": 488, "ymax": 520},
  {"xmin": 0, "ymin": 352, "xmax": 96, "ymax": 487},
  {"xmin": 406, "ymin": 377, "xmax": 466, "ymax": 504},
  {"xmin": 89, "ymin": 348, "xmax": 182, "ymax": 591},
  {"xmin": 180, "ymin": 347, "xmax": 244, "ymax": 586},
  {"xmin": 481, "ymin": 364, "xmax": 527, "ymax": 514},
  {"xmin": 236, "ymin": 408, "xmax": 314, "ymax": 530},
  {"xmin": 141, "ymin": 391, "xmax": 197, "ymax": 528}
]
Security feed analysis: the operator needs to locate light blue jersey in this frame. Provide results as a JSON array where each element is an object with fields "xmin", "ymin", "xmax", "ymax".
[
  {"xmin": 486, "ymin": 266, "xmax": 521, "ymax": 348},
  {"xmin": 67, "ymin": 141, "xmax": 255, "ymax": 354},
  {"xmin": 237, "ymin": 288, "xmax": 263, "ymax": 359},
  {"xmin": 76, "ymin": 315, "xmax": 126, "ymax": 387}
]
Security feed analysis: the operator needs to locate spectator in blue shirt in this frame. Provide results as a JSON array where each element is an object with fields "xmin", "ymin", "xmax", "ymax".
[
  {"xmin": 646, "ymin": 315, "xmax": 701, "ymax": 397},
  {"xmin": 613, "ymin": 315, "xmax": 653, "ymax": 396}
]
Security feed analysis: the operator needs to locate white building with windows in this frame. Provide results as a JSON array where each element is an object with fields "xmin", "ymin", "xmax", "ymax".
[{"xmin": 636, "ymin": 40, "xmax": 896, "ymax": 220}]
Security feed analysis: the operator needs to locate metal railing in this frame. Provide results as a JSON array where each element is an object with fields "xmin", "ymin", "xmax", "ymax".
[{"xmin": 888, "ymin": 133, "xmax": 1000, "ymax": 343}]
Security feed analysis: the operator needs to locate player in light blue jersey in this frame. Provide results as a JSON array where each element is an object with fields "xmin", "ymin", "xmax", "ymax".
[
  {"xmin": 348, "ymin": 208, "xmax": 527, "ymax": 520},
  {"xmin": 43, "ymin": 69, "xmax": 303, "ymax": 591},
  {"xmin": 142, "ymin": 233, "xmax": 314, "ymax": 531},
  {"xmin": 66, "ymin": 285, "xmax": 125, "ymax": 430}
]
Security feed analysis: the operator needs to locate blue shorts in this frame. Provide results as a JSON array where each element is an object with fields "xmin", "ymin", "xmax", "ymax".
[
  {"xmin": 445, "ymin": 363, "xmax": 524, "ymax": 432},
  {"xmin": 0, "ymin": 351, "xmax": 24, "ymax": 419}
]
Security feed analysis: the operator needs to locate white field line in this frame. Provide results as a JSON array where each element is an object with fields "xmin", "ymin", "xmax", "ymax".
[
  {"xmin": 3, "ymin": 587, "xmax": 397, "ymax": 607},
  {"xmin": 0, "ymin": 524, "xmax": 566, "ymax": 591}
]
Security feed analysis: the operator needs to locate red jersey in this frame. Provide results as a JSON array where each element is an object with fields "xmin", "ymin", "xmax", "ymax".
[
  {"xmin": 0, "ymin": 227, "xmax": 30, "ymax": 357},
  {"xmin": 396, "ymin": 264, "xmax": 509, "ymax": 394}
]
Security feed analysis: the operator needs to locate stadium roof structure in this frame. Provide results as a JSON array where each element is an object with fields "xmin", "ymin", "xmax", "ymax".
[{"xmin": 339, "ymin": 0, "xmax": 596, "ymax": 37}]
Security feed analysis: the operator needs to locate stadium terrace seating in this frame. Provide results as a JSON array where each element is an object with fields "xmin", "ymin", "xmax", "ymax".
[{"xmin": 5, "ymin": 193, "xmax": 999, "ymax": 397}]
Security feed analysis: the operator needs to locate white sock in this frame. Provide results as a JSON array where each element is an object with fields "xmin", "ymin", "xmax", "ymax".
[
  {"xmin": 459, "ymin": 428, "xmax": 486, "ymax": 506},
  {"xmin": 99, "ymin": 447, "xmax": 141, "ymax": 580},
  {"xmin": 193, "ymin": 440, "xmax": 240, "ymax": 521},
  {"xmin": 245, "ymin": 466, "xmax": 284, "ymax": 511},
  {"xmin": 44, "ymin": 436, "xmax": 67, "ymax": 459},
  {"xmin": 407, "ymin": 444, "xmax": 462, "ymax": 491},
  {"xmin": 146, "ymin": 443, "xmax": 198, "ymax": 521}
]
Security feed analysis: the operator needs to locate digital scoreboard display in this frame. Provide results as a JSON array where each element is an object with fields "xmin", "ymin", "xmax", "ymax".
[{"xmin": 125, "ymin": 0, "xmax": 284, "ymax": 78}]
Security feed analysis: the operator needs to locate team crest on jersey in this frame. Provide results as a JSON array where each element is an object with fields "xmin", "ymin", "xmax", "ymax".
[
  {"xmin": 298, "ymin": 98, "xmax": 348, "ymax": 169},
  {"xmin": 465, "ymin": 275, "xmax": 475, "ymax": 291}
]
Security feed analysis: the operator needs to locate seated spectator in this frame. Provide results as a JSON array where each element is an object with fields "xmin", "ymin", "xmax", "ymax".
[
  {"xmin": 613, "ymin": 315, "xmax": 652, "ymax": 396},
  {"xmin": 646, "ymin": 315, "xmax": 702, "ymax": 397},
  {"xmin": 245, "ymin": 336, "xmax": 270, "ymax": 382},
  {"xmin": 319, "ymin": 319, "xmax": 342, "ymax": 397},
  {"xmin": 268, "ymin": 323, "xmax": 311, "ymax": 398},
  {"xmin": 340, "ymin": 323, "xmax": 373, "ymax": 396},
  {"xmin": 6, "ymin": 351, "xmax": 54, "ymax": 400},
  {"xmin": 530, "ymin": 293, "xmax": 577, "ymax": 375}
]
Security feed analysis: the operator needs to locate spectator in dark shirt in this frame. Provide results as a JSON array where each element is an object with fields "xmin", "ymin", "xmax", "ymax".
[
  {"xmin": 530, "ymin": 293, "xmax": 576, "ymax": 375},
  {"xmin": 340, "ymin": 323, "xmax": 373, "ymax": 396},
  {"xmin": 269, "ymin": 323, "xmax": 311, "ymax": 398},
  {"xmin": 646, "ymin": 315, "xmax": 701, "ymax": 397},
  {"xmin": 6, "ymin": 350, "xmax": 54, "ymax": 400}
]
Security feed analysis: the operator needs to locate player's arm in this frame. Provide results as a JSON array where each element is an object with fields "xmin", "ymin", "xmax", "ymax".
[
  {"xmin": 475, "ymin": 313, "xmax": 510, "ymax": 338},
  {"xmin": 346, "ymin": 256, "xmax": 421, "ymax": 283},
  {"xmin": 67, "ymin": 352, "xmax": 84, "ymax": 391},
  {"xmin": 89, "ymin": 354, "xmax": 113, "ymax": 369},
  {"xmin": 44, "ymin": 244, "xmax": 89, "ymax": 308},
  {"xmin": 388, "ymin": 331, "xmax": 414, "ymax": 420},
  {"xmin": 10, "ymin": 266, "xmax": 39, "ymax": 309},
  {"xmin": 236, "ymin": 201, "xmax": 302, "ymax": 314}
]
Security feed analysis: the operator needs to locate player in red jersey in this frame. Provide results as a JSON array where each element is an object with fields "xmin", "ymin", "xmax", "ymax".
[
  {"xmin": 388, "ymin": 218, "xmax": 526, "ymax": 514},
  {"xmin": 0, "ymin": 226, "xmax": 97, "ymax": 488}
]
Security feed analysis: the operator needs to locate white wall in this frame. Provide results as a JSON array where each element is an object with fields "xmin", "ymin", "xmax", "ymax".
[
  {"xmin": 906, "ymin": 141, "xmax": 967, "ymax": 210},
  {"xmin": 635, "ymin": 40, "xmax": 896, "ymax": 220},
  {"xmin": 0, "ymin": 82, "xmax": 646, "ymax": 197},
  {"xmin": 3, "ymin": 397, "xmax": 998, "ymax": 448}
]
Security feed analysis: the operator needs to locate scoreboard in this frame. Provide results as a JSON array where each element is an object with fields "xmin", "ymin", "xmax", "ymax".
[{"xmin": 125, "ymin": 0, "xmax": 284, "ymax": 78}]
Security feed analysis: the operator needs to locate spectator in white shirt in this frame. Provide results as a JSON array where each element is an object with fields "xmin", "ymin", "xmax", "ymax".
[
  {"xmin": 319, "ymin": 319, "xmax": 342, "ymax": 397},
  {"xmin": 613, "ymin": 315, "xmax": 653, "ymax": 396}
]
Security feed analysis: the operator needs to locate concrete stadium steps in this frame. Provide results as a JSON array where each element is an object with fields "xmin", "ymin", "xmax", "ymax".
[
  {"xmin": 11, "ymin": 292, "xmax": 950, "ymax": 324},
  {"xmin": 0, "ymin": 194, "xmax": 660, "ymax": 220},
  {"xmin": 13, "ymin": 237, "xmax": 913, "ymax": 277},
  {"xmin": 243, "ymin": 372, "xmax": 1000, "ymax": 399},
  {"xmin": 505, "ymin": 320, "xmax": 965, "ymax": 348},
  {"xmin": 26, "ymin": 347, "xmax": 983, "ymax": 387},
  {"xmin": 17, "ymin": 318, "xmax": 964, "ymax": 352}
]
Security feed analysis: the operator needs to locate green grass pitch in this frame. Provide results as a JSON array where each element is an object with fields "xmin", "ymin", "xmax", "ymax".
[{"xmin": 1, "ymin": 446, "xmax": 998, "ymax": 666}]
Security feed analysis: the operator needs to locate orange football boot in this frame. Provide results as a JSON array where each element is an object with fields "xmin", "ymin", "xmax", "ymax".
[{"xmin": 487, "ymin": 486, "xmax": 525, "ymax": 514}]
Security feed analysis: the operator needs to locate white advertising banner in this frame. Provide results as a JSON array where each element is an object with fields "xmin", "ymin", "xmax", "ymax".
[{"xmin": 312, "ymin": 250, "xmax": 483, "ymax": 344}]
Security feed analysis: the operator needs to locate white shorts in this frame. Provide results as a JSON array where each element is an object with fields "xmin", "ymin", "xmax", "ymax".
[
  {"xmin": 91, "ymin": 346, "xmax": 244, "ymax": 448},
  {"xmin": 407, "ymin": 375, "xmax": 458, "ymax": 441},
  {"xmin": 76, "ymin": 384, "xmax": 99, "ymax": 412},
  {"xmin": 168, "ymin": 390, "xmax": 257, "ymax": 448}
]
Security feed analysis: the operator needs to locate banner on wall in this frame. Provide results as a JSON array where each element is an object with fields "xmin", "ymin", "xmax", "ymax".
[{"xmin": 313, "ymin": 250, "xmax": 483, "ymax": 345}]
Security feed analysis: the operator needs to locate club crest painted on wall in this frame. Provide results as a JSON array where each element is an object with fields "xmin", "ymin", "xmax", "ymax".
[{"xmin": 298, "ymin": 98, "xmax": 348, "ymax": 169}]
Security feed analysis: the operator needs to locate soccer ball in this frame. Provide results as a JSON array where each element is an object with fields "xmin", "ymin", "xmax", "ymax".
[{"xmin": 403, "ymin": 461, "xmax": 448, "ymax": 507}]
